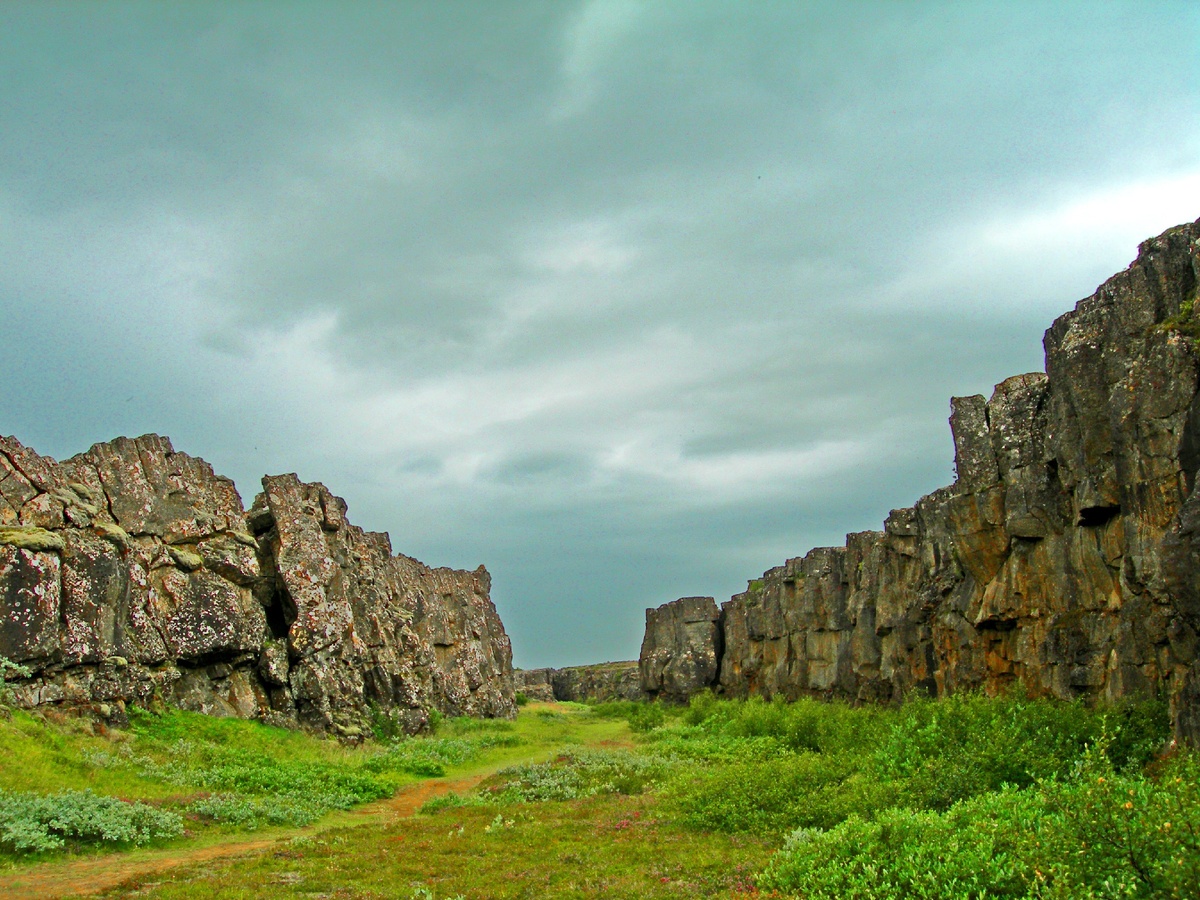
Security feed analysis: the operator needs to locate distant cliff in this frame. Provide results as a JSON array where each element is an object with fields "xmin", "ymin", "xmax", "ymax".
[
  {"xmin": 640, "ymin": 219, "xmax": 1200, "ymax": 744},
  {"xmin": 514, "ymin": 661, "xmax": 646, "ymax": 703},
  {"xmin": 0, "ymin": 434, "xmax": 515, "ymax": 733}
]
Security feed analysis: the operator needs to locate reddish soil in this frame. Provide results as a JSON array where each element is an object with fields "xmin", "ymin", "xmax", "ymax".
[{"xmin": 0, "ymin": 772, "xmax": 490, "ymax": 900}]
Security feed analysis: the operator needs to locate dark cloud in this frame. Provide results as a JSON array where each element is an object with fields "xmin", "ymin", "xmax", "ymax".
[{"xmin": 1, "ymin": 1, "xmax": 1197, "ymax": 666}]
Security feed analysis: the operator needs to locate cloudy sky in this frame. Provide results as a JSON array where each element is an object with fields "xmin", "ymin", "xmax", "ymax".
[{"xmin": 2, "ymin": 2, "xmax": 1198, "ymax": 668}]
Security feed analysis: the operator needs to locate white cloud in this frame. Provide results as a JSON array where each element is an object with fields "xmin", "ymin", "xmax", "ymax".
[
  {"xmin": 881, "ymin": 170, "xmax": 1200, "ymax": 317},
  {"xmin": 553, "ymin": 0, "xmax": 644, "ymax": 118}
]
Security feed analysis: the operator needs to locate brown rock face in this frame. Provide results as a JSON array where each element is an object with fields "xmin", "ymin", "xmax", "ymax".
[
  {"xmin": 0, "ymin": 436, "xmax": 514, "ymax": 731},
  {"xmin": 639, "ymin": 219, "xmax": 1200, "ymax": 741}
]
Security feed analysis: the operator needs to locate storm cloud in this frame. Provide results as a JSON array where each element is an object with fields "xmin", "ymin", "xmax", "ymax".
[{"xmin": 2, "ymin": 2, "xmax": 1198, "ymax": 665}]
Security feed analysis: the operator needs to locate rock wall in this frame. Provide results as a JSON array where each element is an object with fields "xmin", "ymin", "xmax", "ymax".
[
  {"xmin": 639, "ymin": 219, "xmax": 1200, "ymax": 743},
  {"xmin": 514, "ymin": 662, "xmax": 647, "ymax": 703},
  {"xmin": 0, "ymin": 435, "xmax": 515, "ymax": 733},
  {"xmin": 639, "ymin": 596, "xmax": 722, "ymax": 703}
]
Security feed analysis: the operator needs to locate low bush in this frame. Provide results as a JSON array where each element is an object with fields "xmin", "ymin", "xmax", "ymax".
[
  {"xmin": 758, "ymin": 746, "xmax": 1200, "ymax": 900},
  {"xmin": 0, "ymin": 788, "xmax": 183, "ymax": 852},
  {"xmin": 666, "ymin": 751, "xmax": 899, "ymax": 834},
  {"xmin": 188, "ymin": 792, "xmax": 333, "ymax": 829},
  {"xmin": 479, "ymin": 748, "xmax": 678, "ymax": 804}
]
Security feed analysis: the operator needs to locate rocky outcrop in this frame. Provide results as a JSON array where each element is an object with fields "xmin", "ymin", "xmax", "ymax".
[
  {"xmin": 514, "ymin": 662, "xmax": 647, "ymax": 703},
  {"xmin": 0, "ymin": 435, "xmax": 515, "ymax": 733},
  {"xmin": 640, "ymin": 596, "xmax": 722, "ymax": 703},
  {"xmin": 639, "ymin": 219, "xmax": 1200, "ymax": 743},
  {"xmin": 512, "ymin": 668, "xmax": 556, "ymax": 702}
]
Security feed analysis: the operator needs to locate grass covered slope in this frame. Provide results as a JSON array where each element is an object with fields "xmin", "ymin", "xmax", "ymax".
[{"xmin": 0, "ymin": 694, "xmax": 1197, "ymax": 899}]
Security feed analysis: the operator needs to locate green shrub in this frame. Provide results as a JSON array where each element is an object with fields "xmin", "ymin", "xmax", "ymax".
[
  {"xmin": 871, "ymin": 693, "xmax": 1168, "ymax": 810},
  {"xmin": 627, "ymin": 703, "xmax": 665, "ymax": 733},
  {"xmin": 368, "ymin": 701, "xmax": 407, "ymax": 742},
  {"xmin": 678, "ymin": 693, "xmax": 888, "ymax": 754},
  {"xmin": 757, "ymin": 744, "xmax": 1200, "ymax": 900},
  {"xmin": 0, "ymin": 788, "xmax": 183, "ymax": 853},
  {"xmin": 666, "ymin": 751, "xmax": 893, "ymax": 834},
  {"xmin": 514, "ymin": 692, "xmax": 529, "ymax": 707},
  {"xmin": 1034, "ymin": 746, "xmax": 1200, "ymax": 899},
  {"xmin": 482, "ymin": 749, "xmax": 677, "ymax": 804},
  {"xmin": 758, "ymin": 792, "xmax": 1037, "ymax": 899},
  {"xmin": 188, "ymin": 792, "xmax": 333, "ymax": 829}
]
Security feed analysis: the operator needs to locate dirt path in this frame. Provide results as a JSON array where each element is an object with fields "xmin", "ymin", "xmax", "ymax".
[{"xmin": 0, "ymin": 771, "xmax": 490, "ymax": 900}]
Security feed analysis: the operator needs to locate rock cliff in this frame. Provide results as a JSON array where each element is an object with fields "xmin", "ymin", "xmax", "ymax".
[
  {"xmin": 0, "ymin": 435, "xmax": 515, "ymax": 732},
  {"xmin": 639, "ymin": 219, "xmax": 1200, "ymax": 743},
  {"xmin": 513, "ymin": 662, "xmax": 646, "ymax": 703}
]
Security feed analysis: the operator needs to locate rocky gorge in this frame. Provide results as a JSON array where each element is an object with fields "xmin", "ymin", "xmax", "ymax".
[
  {"xmin": 0, "ymin": 434, "xmax": 515, "ymax": 734},
  {"xmin": 640, "ymin": 219, "xmax": 1200, "ymax": 744}
]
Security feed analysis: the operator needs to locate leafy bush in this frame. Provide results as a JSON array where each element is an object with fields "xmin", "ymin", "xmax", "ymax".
[
  {"xmin": 368, "ymin": 701, "xmax": 407, "ymax": 742},
  {"xmin": 758, "ymin": 794, "xmax": 1037, "ymax": 899},
  {"xmin": 188, "ymin": 792, "xmax": 333, "ymax": 829},
  {"xmin": 0, "ymin": 788, "xmax": 183, "ymax": 852},
  {"xmin": 628, "ymin": 703, "xmax": 665, "ymax": 733},
  {"xmin": 1034, "ymin": 746, "xmax": 1200, "ymax": 899},
  {"xmin": 680, "ymin": 692, "xmax": 888, "ymax": 754},
  {"xmin": 655, "ymin": 690, "xmax": 1172, "ymax": 839},
  {"xmin": 666, "ymin": 751, "xmax": 897, "ymax": 834},
  {"xmin": 481, "ymin": 749, "xmax": 677, "ymax": 804},
  {"xmin": 757, "ymin": 746, "xmax": 1200, "ymax": 900},
  {"xmin": 363, "ymin": 734, "xmax": 522, "ymax": 780},
  {"xmin": 514, "ymin": 692, "xmax": 529, "ymax": 707},
  {"xmin": 871, "ymin": 693, "xmax": 1168, "ymax": 810}
]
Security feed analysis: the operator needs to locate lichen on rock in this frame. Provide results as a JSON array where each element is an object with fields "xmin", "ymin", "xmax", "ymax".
[{"xmin": 0, "ymin": 433, "xmax": 515, "ymax": 733}]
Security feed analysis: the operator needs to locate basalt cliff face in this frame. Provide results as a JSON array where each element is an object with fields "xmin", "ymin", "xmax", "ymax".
[
  {"xmin": 513, "ymin": 661, "xmax": 646, "ymax": 703},
  {"xmin": 0, "ymin": 434, "xmax": 515, "ymax": 733},
  {"xmin": 640, "ymin": 219, "xmax": 1200, "ymax": 743}
]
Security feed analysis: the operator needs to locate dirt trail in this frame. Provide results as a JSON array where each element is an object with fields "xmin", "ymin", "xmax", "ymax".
[{"xmin": 0, "ymin": 771, "xmax": 490, "ymax": 900}]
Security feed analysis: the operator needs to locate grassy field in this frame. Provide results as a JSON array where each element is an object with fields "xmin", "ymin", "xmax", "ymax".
[{"xmin": 1, "ymin": 692, "xmax": 1197, "ymax": 899}]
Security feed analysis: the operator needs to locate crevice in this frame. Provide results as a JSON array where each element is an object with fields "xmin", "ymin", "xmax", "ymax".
[
  {"xmin": 1078, "ymin": 504, "xmax": 1121, "ymax": 527},
  {"xmin": 976, "ymin": 617, "xmax": 1019, "ymax": 633},
  {"xmin": 249, "ymin": 511, "xmax": 295, "ymax": 642}
]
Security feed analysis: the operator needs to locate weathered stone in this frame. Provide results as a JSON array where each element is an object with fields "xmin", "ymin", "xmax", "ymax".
[
  {"xmin": 640, "ymin": 596, "xmax": 722, "ymax": 702},
  {"xmin": 512, "ymin": 668, "xmax": 556, "ymax": 702},
  {"xmin": 640, "ymin": 218, "xmax": 1200, "ymax": 743},
  {"xmin": 0, "ymin": 546, "xmax": 62, "ymax": 669},
  {"xmin": 950, "ymin": 395, "xmax": 999, "ymax": 492},
  {"xmin": 256, "ymin": 473, "xmax": 514, "ymax": 730},
  {"xmin": 550, "ymin": 661, "xmax": 646, "ymax": 702},
  {"xmin": 0, "ymin": 526, "xmax": 65, "ymax": 553},
  {"xmin": 0, "ymin": 434, "xmax": 515, "ymax": 733}
]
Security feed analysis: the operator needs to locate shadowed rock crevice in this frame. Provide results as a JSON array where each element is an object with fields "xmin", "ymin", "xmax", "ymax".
[{"xmin": 639, "ymin": 218, "xmax": 1200, "ymax": 743}]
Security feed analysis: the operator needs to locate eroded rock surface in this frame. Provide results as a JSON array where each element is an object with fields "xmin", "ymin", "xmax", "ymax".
[
  {"xmin": 0, "ymin": 436, "xmax": 514, "ymax": 732},
  {"xmin": 640, "ymin": 596, "xmax": 722, "ymax": 702},
  {"xmin": 514, "ymin": 662, "xmax": 646, "ymax": 703},
  {"xmin": 639, "ymin": 219, "xmax": 1200, "ymax": 742}
]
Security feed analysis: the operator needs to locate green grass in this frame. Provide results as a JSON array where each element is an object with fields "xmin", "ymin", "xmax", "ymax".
[
  {"xmin": 98, "ymin": 793, "xmax": 775, "ymax": 899},
  {"xmin": 1, "ymin": 693, "xmax": 1197, "ymax": 899}
]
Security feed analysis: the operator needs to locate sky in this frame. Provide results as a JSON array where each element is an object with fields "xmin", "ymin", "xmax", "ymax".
[{"xmin": 1, "ymin": 2, "xmax": 1198, "ymax": 668}]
